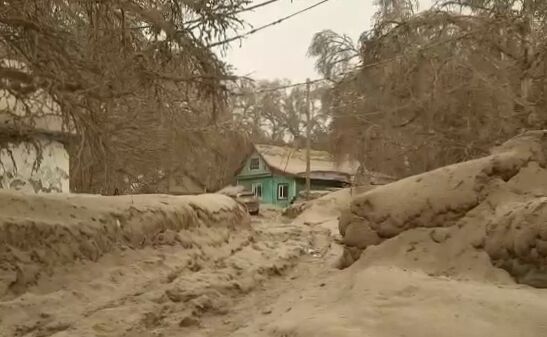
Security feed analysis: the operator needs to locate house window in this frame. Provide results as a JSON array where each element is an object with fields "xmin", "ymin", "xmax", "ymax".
[
  {"xmin": 252, "ymin": 183, "xmax": 262, "ymax": 199},
  {"xmin": 278, "ymin": 183, "xmax": 289, "ymax": 200},
  {"xmin": 250, "ymin": 158, "xmax": 260, "ymax": 170}
]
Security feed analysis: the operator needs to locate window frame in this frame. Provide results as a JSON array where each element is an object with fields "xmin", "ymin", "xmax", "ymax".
[
  {"xmin": 277, "ymin": 183, "xmax": 289, "ymax": 200},
  {"xmin": 252, "ymin": 183, "xmax": 263, "ymax": 199},
  {"xmin": 249, "ymin": 157, "xmax": 260, "ymax": 171}
]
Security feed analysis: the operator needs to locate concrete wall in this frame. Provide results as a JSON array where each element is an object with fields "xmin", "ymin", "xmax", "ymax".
[{"xmin": 0, "ymin": 136, "xmax": 69, "ymax": 193}]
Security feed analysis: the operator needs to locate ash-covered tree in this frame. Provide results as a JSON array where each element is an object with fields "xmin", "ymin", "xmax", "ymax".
[
  {"xmin": 230, "ymin": 78, "xmax": 331, "ymax": 150},
  {"xmin": 0, "ymin": 0, "xmax": 252, "ymax": 193},
  {"xmin": 309, "ymin": 0, "xmax": 547, "ymax": 178}
]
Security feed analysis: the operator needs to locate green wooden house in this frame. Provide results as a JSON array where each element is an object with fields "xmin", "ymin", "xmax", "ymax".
[{"xmin": 235, "ymin": 144, "xmax": 359, "ymax": 208}]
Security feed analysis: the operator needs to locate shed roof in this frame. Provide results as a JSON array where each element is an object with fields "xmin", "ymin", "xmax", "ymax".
[{"xmin": 254, "ymin": 144, "xmax": 359, "ymax": 178}]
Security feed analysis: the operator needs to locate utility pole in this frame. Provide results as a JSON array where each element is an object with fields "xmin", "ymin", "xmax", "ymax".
[
  {"xmin": 305, "ymin": 78, "xmax": 311, "ymax": 200},
  {"xmin": 162, "ymin": 110, "xmax": 176, "ymax": 194}
]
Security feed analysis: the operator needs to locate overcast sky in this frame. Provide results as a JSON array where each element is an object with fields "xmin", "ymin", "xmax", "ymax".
[{"xmin": 219, "ymin": 0, "xmax": 433, "ymax": 82}]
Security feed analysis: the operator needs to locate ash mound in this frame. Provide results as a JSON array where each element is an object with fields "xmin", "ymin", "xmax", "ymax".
[{"xmin": 339, "ymin": 130, "xmax": 547, "ymax": 288}]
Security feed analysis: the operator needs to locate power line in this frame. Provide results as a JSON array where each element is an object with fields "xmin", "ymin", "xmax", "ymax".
[
  {"xmin": 185, "ymin": 0, "xmax": 282, "ymax": 26},
  {"xmin": 233, "ymin": 0, "xmax": 283, "ymax": 15},
  {"xmin": 229, "ymin": 22, "xmax": 462, "ymax": 94},
  {"xmin": 184, "ymin": 67, "xmax": 376, "ymax": 132},
  {"xmin": 128, "ymin": 0, "xmax": 285, "ymax": 31},
  {"xmin": 244, "ymin": 78, "xmax": 325, "ymax": 94},
  {"xmin": 208, "ymin": 0, "xmax": 333, "ymax": 48},
  {"xmin": 231, "ymin": 55, "xmax": 414, "ymax": 96},
  {"xmin": 231, "ymin": 66, "xmax": 364, "ymax": 96},
  {"xmin": 230, "ymin": 76, "xmax": 331, "ymax": 96}
]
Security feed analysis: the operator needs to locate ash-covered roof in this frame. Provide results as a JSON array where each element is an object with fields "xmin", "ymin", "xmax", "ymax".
[{"xmin": 254, "ymin": 144, "xmax": 359, "ymax": 177}]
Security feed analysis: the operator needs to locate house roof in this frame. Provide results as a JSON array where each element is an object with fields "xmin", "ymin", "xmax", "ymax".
[
  {"xmin": 0, "ymin": 115, "xmax": 76, "ymax": 145},
  {"xmin": 0, "ymin": 59, "xmax": 76, "ymax": 144},
  {"xmin": 254, "ymin": 144, "xmax": 360, "ymax": 178},
  {"xmin": 0, "ymin": 125, "xmax": 73, "ymax": 143}
]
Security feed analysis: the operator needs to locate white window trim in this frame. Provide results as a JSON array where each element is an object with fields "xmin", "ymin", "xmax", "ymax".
[{"xmin": 277, "ymin": 183, "xmax": 289, "ymax": 200}]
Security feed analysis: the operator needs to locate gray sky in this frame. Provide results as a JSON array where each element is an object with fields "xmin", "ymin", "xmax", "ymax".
[{"xmin": 221, "ymin": 0, "xmax": 433, "ymax": 82}]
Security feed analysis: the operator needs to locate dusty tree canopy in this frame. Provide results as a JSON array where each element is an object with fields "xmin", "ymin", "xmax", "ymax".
[
  {"xmin": 230, "ymin": 78, "xmax": 331, "ymax": 150},
  {"xmin": 309, "ymin": 0, "xmax": 547, "ymax": 178},
  {"xmin": 0, "ymin": 0, "xmax": 252, "ymax": 193}
]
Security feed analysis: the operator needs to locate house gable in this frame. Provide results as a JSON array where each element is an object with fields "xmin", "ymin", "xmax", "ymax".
[{"xmin": 237, "ymin": 150, "xmax": 272, "ymax": 178}]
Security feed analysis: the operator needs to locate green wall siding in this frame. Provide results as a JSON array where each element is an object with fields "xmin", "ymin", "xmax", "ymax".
[{"xmin": 270, "ymin": 175, "xmax": 296, "ymax": 208}]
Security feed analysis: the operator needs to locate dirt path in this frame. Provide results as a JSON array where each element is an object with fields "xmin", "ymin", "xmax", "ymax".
[
  {"xmin": 198, "ymin": 226, "xmax": 340, "ymax": 337},
  {"xmin": 0, "ymin": 212, "xmax": 336, "ymax": 337}
]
